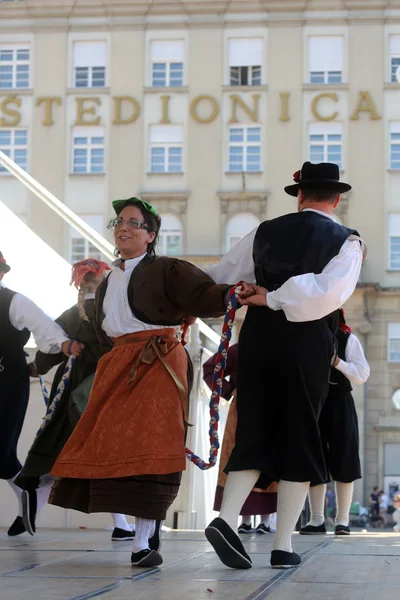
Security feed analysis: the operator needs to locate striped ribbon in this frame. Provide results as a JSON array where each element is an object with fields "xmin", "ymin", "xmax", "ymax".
[{"xmin": 36, "ymin": 356, "xmax": 75, "ymax": 437}]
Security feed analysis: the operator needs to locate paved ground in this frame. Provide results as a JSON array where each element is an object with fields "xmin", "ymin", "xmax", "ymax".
[{"xmin": 1, "ymin": 528, "xmax": 400, "ymax": 600}]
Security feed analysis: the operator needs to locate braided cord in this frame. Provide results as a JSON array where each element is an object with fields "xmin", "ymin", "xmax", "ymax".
[{"xmin": 36, "ymin": 356, "xmax": 75, "ymax": 437}]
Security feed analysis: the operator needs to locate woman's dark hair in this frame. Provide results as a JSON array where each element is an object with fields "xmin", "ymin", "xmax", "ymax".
[{"xmin": 115, "ymin": 200, "xmax": 162, "ymax": 256}]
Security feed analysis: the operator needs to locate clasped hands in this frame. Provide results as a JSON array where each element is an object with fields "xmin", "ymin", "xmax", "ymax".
[{"xmin": 237, "ymin": 282, "xmax": 269, "ymax": 307}]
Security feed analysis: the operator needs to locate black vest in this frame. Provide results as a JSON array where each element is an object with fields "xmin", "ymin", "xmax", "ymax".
[
  {"xmin": 330, "ymin": 328, "xmax": 353, "ymax": 393},
  {"xmin": 0, "ymin": 287, "xmax": 30, "ymax": 359},
  {"xmin": 253, "ymin": 211, "xmax": 359, "ymax": 291}
]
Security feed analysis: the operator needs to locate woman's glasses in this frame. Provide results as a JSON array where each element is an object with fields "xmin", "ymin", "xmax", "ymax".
[{"xmin": 107, "ymin": 217, "xmax": 150, "ymax": 231}]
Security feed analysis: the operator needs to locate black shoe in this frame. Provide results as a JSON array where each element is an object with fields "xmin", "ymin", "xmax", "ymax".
[
  {"xmin": 111, "ymin": 527, "xmax": 135, "ymax": 541},
  {"xmin": 21, "ymin": 489, "xmax": 37, "ymax": 536},
  {"xmin": 238, "ymin": 523, "xmax": 253, "ymax": 534},
  {"xmin": 299, "ymin": 523, "xmax": 327, "ymax": 535},
  {"xmin": 7, "ymin": 516, "xmax": 26, "ymax": 537},
  {"xmin": 256, "ymin": 523, "xmax": 271, "ymax": 534},
  {"xmin": 205, "ymin": 517, "xmax": 252, "ymax": 569},
  {"xmin": 131, "ymin": 549, "xmax": 163, "ymax": 567},
  {"xmin": 335, "ymin": 524, "xmax": 350, "ymax": 535},
  {"xmin": 270, "ymin": 550, "xmax": 301, "ymax": 569},
  {"xmin": 149, "ymin": 520, "xmax": 162, "ymax": 552}
]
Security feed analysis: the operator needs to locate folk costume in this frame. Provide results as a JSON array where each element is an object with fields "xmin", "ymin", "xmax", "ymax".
[
  {"xmin": 49, "ymin": 198, "xmax": 232, "ymax": 567},
  {"xmin": 14, "ymin": 260, "xmax": 131, "ymax": 538},
  {"xmin": 203, "ymin": 344, "xmax": 278, "ymax": 531},
  {"xmin": 204, "ymin": 162, "xmax": 366, "ymax": 570},
  {"xmin": 300, "ymin": 309, "xmax": 370, "ymax": 536},
  {"xmin": 0, "ymin": 252, "xmax": 69, "ymax": 537}
]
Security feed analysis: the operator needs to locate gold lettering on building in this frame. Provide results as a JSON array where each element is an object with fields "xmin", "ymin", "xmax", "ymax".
[
  {"xmin": 230, "ymin": 94, "xmax": 260, "ymax": 124},
  {"xmin": 190, "ymin": 95, "xmax": 219, "ymax": 123},
  {"xmin": 36, "ymin": 97, "xmax": 62, "ymax": 126},
  {"xmin": 0, "ymin": 94, "xmax": 21, "ymax": 126},
  {"xmin": 74, "ymin": 97, "xmax": 101, "ymax": 126},
  {"xmin": 159, "ymin": 95, "xmax": 171, "ymax": 124},
  {"xmin": 311, "ymin": 93, "xmax": 339, "ymax": 122},
  {"xmin": 350, "ymin": 91, "xmax": 381, "ymax": 121},
  {"xmin": 113, "ymin": 96, "xmax": 140, "ymax": 125},
  {"xmin": 279, "ymin": 92, "xmax": 290, "ymax": 122}
]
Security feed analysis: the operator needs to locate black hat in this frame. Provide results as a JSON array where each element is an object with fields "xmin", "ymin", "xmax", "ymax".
[
  {"xmin": 0, "ymin": 251, "xmax": 10, "ymax": 273},
  {"xmin": 284, "ymin": 162, "xmax": 351, "ymax": 197}
]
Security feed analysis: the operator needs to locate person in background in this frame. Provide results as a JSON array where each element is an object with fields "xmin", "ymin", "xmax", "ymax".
[
  {"xmin": 369, "ymin": 486, "xmax": 380, "ymax": 518},
  {"xmin": 379, "ymin": 490, "xmax": 388, "ymax": 528}
]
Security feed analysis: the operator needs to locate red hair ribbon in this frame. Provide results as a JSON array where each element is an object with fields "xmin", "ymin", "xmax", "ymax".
[
  {"xmin": 338, "ymin": 308, "xmax": 352, "ymax": 334},
  {"xmin": 70, "ymin": 259, "xmax": 111, "ymax": 289}
]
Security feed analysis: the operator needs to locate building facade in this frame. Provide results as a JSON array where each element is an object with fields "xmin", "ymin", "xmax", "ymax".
[{"xmin": 1, "ymin": 0, "xmax": 400, "ymax": 507}]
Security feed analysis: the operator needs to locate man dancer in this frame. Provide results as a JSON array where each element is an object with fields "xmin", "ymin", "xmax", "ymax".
[
  {"xmin": 204, "ymin": 162, "xmax": 366, "ymax": 569},
  {"xmin": 0, "ymin": 251, "xmax": 83, "ymax": 536},
  {"xmin": 300, "ymin": 309, "xmax": 370, "ymax": 536}
]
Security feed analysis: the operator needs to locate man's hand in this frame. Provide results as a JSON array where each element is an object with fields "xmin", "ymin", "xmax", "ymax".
[
  {"xmin": 333, "ymin": 357, "xmax": 340, "ymax": 367},
  {"xmin": 28, "ymin": 362, "xmax": 39, "ymax": 378},
  {"xmin": 238, "ymin": 282, "xmax": 257, "ymax": 299},
  {"xmin": 238, "ymin": 285, "xmax": 269, "ymax": 307},
  {"xmin": 62, "ymin": 340, "xmax": 84, "ymax": 358}
]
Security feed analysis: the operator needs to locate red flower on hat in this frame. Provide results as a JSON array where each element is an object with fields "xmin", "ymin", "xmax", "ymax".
[{"xmin": 293, "ymin": 170, "xmax": 301, "ymax": 183}]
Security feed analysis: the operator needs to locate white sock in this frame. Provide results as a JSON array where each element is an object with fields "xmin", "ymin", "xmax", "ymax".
[
  {"xmin": 111, "ymin": 513, "xmax": 131, "ymax": 531},
  {"xmin": 273, "ymin": 480, "xmax": 310, "ymax": 553},
  {"xmin": 132, "ymin": 518, "xmax": 156, "ymax": 553},
  {"xmin": 37, "ymin": 476, "xmax": 54, "ymax": 514},
  {"xmin": 307, "ymin": 484, "xmax": 326, "ymax": 526},
  {"xmin": 261, "ymin": 514, "xmax": 270, "ymax": 527},
  {"xmin": 335, "ymin": 481, "xmax": 354, "ymax": 527},
  {"xmin": 7, "ymin": 472, "xmax": 22, "ymax": 517},
  {"xmin": 219, "ymin": 470, "xmax": 261, "ymax": 530},
  {"xmin": 241, "ymin": 516, "xmax": 252, "ymax": 526}
]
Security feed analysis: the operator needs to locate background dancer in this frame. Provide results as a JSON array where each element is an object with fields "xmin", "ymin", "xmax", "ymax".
[
  {"xmin": 204, "ymin": 162, "xmax": 366, "ymax": 570},
  {"xmin": 0, "ymin": 251, "xmax": 82, "ymax": 537},
  {"xmin": 299, "ymin": 309, "xmax": 370, "ymax": 536},
  {"xmin": 203, "ymin": 343, "xmax": 277, "ymax": 534}
]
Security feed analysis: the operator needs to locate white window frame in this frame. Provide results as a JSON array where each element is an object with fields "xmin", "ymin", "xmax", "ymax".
[
  {"xmin": 149, "ymin": 125, "xmax": 183, "ymax": 174},
  {"xmin": 0, "ymin": 45, "xmax": 30, "ymax": 89},
  {"xmin": 0, "ymin": 129, "xmax": 28, "ymax": 174},
  {"xmin": 389, "ymin": 35, "xmax": 400, "ymax": 83},
  {"xmin": 388, "ymin": 323, "xmax": 400, "ymax": 363},
  {"xmin": 308, "ymin": 36, "xmax": 344, "ymax": 84},
  {"xmin": 390, "ymin": 123, "xmax": 400, "ymax": 170},
  {"xmin": 69, "ymin": 215, "xmax": 104, "ymax": 264},
  {"xmin": 226, "ymin": 212, "xmax": 260, "ymax": 250},
  {"xmin": 308, "ymin": 122, "xmax": 343, "ymax": 170},
  {"xmin": 71, "ymin": 126, "xmax": 105, "ymax": 175},
  {"xmin": 158, "ymin": 213, "xmax": 182, "ymax": 256},
  {"xmin": 227, "ymin": 125, "xmax": 262, "ymax": 173},
  {"xmin": 389, "ymin": 214, "xmax": 400, "ymax": 270},
  {"xmin": 150, "ymin": 40, "xmax": 184, "ymax": 88},
  {"xmin": 72, "ymin": 41, "xmax": 106, "ymax": 88},
  {"xmin": 228, "ymin": 38, "xmax": 263, "ymax": 86}
]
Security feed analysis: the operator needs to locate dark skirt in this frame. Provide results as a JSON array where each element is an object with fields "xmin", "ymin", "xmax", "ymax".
[
  {"xmin": 49, "ymin": 472, "xmax": 182, "ymax": 520},
  {"xmin": 226, "ymin": 307, "xmax": 334, "ymax": 488}
]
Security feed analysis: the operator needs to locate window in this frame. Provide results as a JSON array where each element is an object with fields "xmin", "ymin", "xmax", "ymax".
[
  {"xmin": 389, "ymin": 214, "xmax": 400, "ymax": 270},
  {"xmin": 389, "ymin": 324, "xmax": 400, "ymax": 362},
  {"xmin": 69, "ymin": 215, "xmax": 104, "ymax": 263},
  {"xmin": 226, "ymin": 213, "xmax": 260, "ymax": 250},
  {"xmin": 150, "ymin": 41, "xmax": 184, "ymax": 87},
  {"xmin": 390, "ymin": 123, "xmax": 400, "ymax": 169},
  {"xmin": 158, "ymin": 213, "xmax": 182, "ymax": 256},
  {"xmin": 72, "ymin": 127, "xmax": 104, "ymax": 174},
  {"xmin": 308, "ymin": 36, "xmax": 344, "ymax": 84},
  {"xmin": 149, "ymin": 125, "xmax": 183, "ymax": 173},
  {"xmin": 73, "ymin": 41, "xmax": 106, "ymax": 88},
  {"xmin": 228, "ymin": 126, "xmax": 262, "ymax": 172},
  {"xmin": 228, "ymin": 38, "xmax": 262, "ymax": 86},
  {"xmin": 309, "ymin": 123, "xmax": 343, "ymax": 169},
  {"xmin": 0, "ymin": 129, "xmax": 28, "ymax": 173},
  {"xmin": 0, "ymin": 46, "xmax": 30, "ymax": 89},
  {"xmin": 390, "ymin": 36, "xmax": 400, "ymax": 83}
]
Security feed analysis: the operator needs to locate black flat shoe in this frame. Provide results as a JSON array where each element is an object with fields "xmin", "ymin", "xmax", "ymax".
[
  {"xmin": 299, "ymin": 523, "xmax": 326, "ymax": 535},
  {"xmin": 238, "ymin": 523, "xmax": 253, "ymax": 534},
  {"xmin": 335, "ymin": 524, "xmax": 350, "ymax": 535},
  {"xmin": 205, "ymin": 517, "xmax": 252, "ymax": 570},
  {"xmin": 256, "ymin": 523, "xmax": 271, "ymax": 534},
  {"xmin": 111, "ymin": 527, "xmax": 135, "ymax": 541},
  {"xmin": 7, "ymin": 516, "xmax": 26, "ymax": 537},
  {"xmin": 149, "ymin": 520, "xmax": 162, "ymax": 552},
  {"xmin": 131, "ymin": 549, "xmax": 163, "ymax": 567},
  {"xmin": 21, "ymin": 489, "xmax": 37, "ymax": 536},
  {"xmin": 270, "ymin": 550, "xmax": 301, "ymax": 569}
]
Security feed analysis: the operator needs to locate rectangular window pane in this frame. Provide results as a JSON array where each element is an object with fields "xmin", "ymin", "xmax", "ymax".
[
  {"xmin": 75, "ymin": 67, "xmax": 89, "ymax": 87},
  {"xmin": 17, "ymin": 49, "xmax": 30, "ymax": 61},
  {"xmin": 169, "ymin": 62, "xmax": 183, "ymax": 86},
  {"xmin": 152, "ymin": 63, "xmax": 166, "ymax": 87},
  {"xmin": 167, "ymin": 147, "xmax": 182, "ymax": 172},
  {"xmin": 251, "ymin": 66, "xmax": 261, "ymax": 85},
  {"xmin": 230, "ymin": 128, "xmax": 244, "ymax": 142},
  {"xmin": 0, "ymin": 130, "xmax": 11, "ymax": 145},
  {"xmin": 230, "ymin": 66, "xmax": 240, "ymax": 86},
  {"xmin": 310, "ymin": 71, "xmax": 325, "ymax": 84},
  {"xmin": 150, "ymin": 146, "xmax": 165, "ymax": 172},
  {"xmin": 328, "ymin": 70, "xmax": 342, "ymax": 83},
  {"xmin": 91, "ymin": 66, "xmax": 105, "ymax": 87},
  {"xmin": 247, "ymin": 127, "xmax": 261, "ymax": 142},
  {"xmin": 391, "ymin": 57, "xmax": 400, "ymax": 83}
]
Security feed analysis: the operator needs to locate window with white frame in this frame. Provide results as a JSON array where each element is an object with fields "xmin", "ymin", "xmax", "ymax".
[
  {"xmin": 228, "ymin": 126, "xmax": 262, "ymax": 172},
  {"xmin": 73, "ymin": 41, "xmax": 106, "ymax": 88},
  {"xmin": 388, "ymin": 323, "xmax": 400, "ymax": 362},
  {"xmin": 389, "ymin": 214, "xmax": 400, "ymax": 270},
  {"xmin": 69, "ymin": 215, "xmax": 104, "ymax": 263},
  {"xmin": 150, "ymin": 41, "xmax": 184, "ymax": 87},
  {"xmin": 390, "ymin": 35, "xmax": 400, "ymax": 83},
  {"xmin": 0, "ymin": 129, "xmax": 28, "ymax": 173},
  {"xmin": 72, "ymin": 127, "xmax": 105, "ymax": 174},
  {"xmin": 390, "ymin": 123, "xmax": 400, "ymax": 169},
  {"xmin": 309, "ymin": 122, "xmax": 343, "ymax": 169},
  {"xmin": 228, "ymin": 38, "xmax": 262, "ymax": 86},
  {"xmin": 149, "ymin": 125, "xmax": 183, "ymax": 173},
  {"xmin": 308, "ymin": 36, "xmax": 344, "ymax": 84},
  {"xmin": 0, "ymin": 46, "xmax": 30, "ymax": 89},
  {"xmin": 226, "ymin": 213, "xmax": 260, "ymax": 250},
  {"xmin": 158, "ymin": 213, "xmax": 182, "ymax": 256}
]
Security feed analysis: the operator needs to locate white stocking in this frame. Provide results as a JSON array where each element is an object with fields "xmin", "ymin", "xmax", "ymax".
[
  {"xmin": 132, "ymin": 518, "xmax": 156, "ymax": 553},
  {"xmin": 273, "ymin": 480, "xmax": 310, "ymax": 553},
  {"xmin": 307, "ymin": 484, "xmax": 326, "ymax": 526},
  {"xmin": 219, "ymin": 470, "xmax": 260, "ymax": 530},
  {"xmin": 261, "ymin": 514, "xmax": 270, "ymax": 527},
  {"xmin": 335, "ymin": 481, "xmax": 354, "ymax": 527}
]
